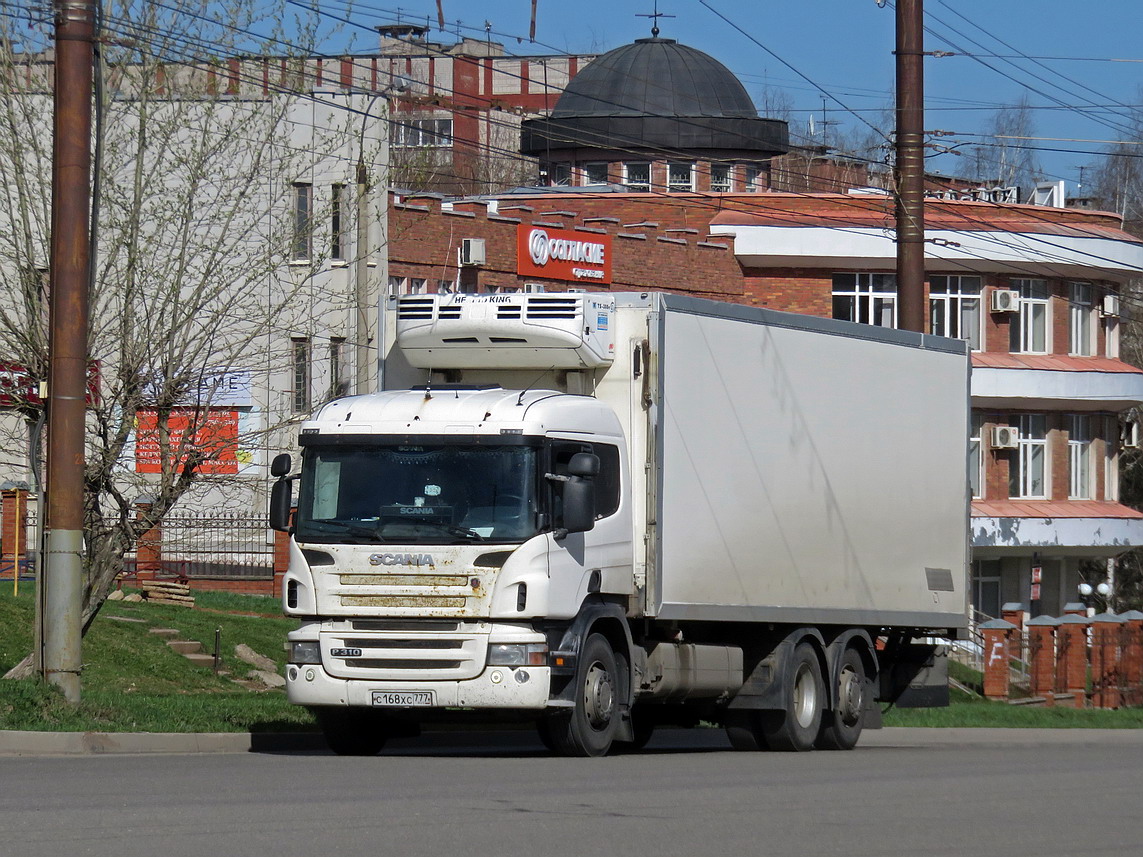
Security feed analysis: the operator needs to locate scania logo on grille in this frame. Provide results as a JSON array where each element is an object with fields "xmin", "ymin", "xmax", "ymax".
[{"xmin": 369, "ymin": 553, "xmax": 436, "ymax": 567}]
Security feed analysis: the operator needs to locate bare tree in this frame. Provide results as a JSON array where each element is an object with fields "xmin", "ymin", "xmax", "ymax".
[
  {"xmin": 0, "ymin": 0, "xmax": 371, "ymax": 672},
  {"xmin": 966, "ymin": 95, "xmax": 1043, "ymax": 197}
]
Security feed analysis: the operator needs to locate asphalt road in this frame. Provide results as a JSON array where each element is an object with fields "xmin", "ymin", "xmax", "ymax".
[{"xmin": 2, "ymin": 728, "xmax": 1141, "ymax": 857}]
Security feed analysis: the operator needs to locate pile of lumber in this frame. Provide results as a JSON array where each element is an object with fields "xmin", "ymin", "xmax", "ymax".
[{"xmin": 139, "ymin": 580, "xmax": 195, "ymax": 607}]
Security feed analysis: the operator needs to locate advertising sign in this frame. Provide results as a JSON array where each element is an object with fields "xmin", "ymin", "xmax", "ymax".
[
  {"xmin": 517, "ymin": 224, "xmax": 612, "ymax": 284},
  {"xmin": 135, "ymin": 409, "xmax": 239, "ymax": 475},
  {"xmin": 0, "ymin": 360, "xmax": 101, "ymax": 408}
]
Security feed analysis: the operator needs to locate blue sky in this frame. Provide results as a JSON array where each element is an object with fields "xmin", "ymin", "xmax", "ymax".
[{"xmin": 323, "ymin": 0, "xmax": 1143, "ymax": 191}]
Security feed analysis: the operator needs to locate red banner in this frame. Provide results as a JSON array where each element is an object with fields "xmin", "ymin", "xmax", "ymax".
[
  {"xmin": 135, "ymin": 409, "xmax": 239, "ymax": 475},
  {"xmin": 517, "ymin": 224, "xmax": 612, "ymax": 284}
]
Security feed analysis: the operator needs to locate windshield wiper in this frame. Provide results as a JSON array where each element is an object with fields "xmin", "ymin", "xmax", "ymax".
[{"xmin": 446, "ymin": 524, "xmax": 486, "ymax": 542}]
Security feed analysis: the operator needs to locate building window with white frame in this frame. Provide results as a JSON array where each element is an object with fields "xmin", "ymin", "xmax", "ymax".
[
  {"xmin": 291, "ymin": 337, "xmax": 310, "ymax": 413},
  {"xmin": 929, "ymin": 275, "xmax": 982, "ymax": 350},
  {"xmin": 709, "ymin": 163, "xmax": 731, "ymax": 192},
  {"xmin": 832, "ymin": 273, "xmax": 897, "ymax": 328},
  {"xmin": 969, "ymin": 413, "xmax": 984, "ymax": 499},
  {"xmin": 583, "ymin": 162, "xmax": 609, "ymax": 185},
  {"xmin": 1009, "ymin": 278, "xmax": 1050, "ymax": 354},
  {"xmin": 291, "ymin": 182, "xmax": 313, "ymax": 262},
  {"xmin": 1069, "ymin": 282, "xmax": 1094, "ymax": 356},
  {"xmin": 667, "ymin": 162, "xmax": 694, "ymax": 192},
  {"xmin": 743, "ymin": 166, "xmax": 762, "ymax": 192},
  {"xmin": 392, "ymin": 117, "xmax": 453, "ymax": 147},
  {"xmin": 624, "ymin": 162, "xmax": 651, "ymax": 192},
  {"xmin": 330, "ymin": 184, "xmax": 346, "ymax": 263},
  {"xmin": 550, "ymin": 163, "xmax": 572, "ymax": 186},
  {"xmin": 1068, "ymin": 414, "xmax": 1092, "ymax": 499},
  {"xmin": 329, "ymin": 337, "xmax": 348, "ymax": 399},
  {"xmin": 1009, "ymin": 414, "xmax": 1047, "ymax": 499}
]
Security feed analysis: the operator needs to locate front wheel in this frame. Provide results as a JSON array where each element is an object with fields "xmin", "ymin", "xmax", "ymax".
[
  {"xmin": 759, "ymin": 642, "xmax": 824, "ymax": 752},
  {"xmin": 314, "ymin": 707, "xmax": 389, "ymax": 756},
  {"xmin": 543, "ymin": 633, "xmax": 622, "ymax": 757}
]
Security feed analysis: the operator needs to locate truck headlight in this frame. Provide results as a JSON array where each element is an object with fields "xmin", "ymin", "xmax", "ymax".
[
  {"xmin": 289, "ymin": 641, "xmax": 322, "ymax": 665},
  {"xmin": 487, "ymin": 643, "xmax": 547, "ymax": 666}
]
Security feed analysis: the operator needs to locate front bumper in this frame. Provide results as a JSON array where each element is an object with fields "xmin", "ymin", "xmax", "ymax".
[{"xmin": 286, "ymin": 662, "xmax": 553, "ymax": 709}]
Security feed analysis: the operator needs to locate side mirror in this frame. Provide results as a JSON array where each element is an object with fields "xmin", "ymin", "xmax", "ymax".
[
  {"xmin": 269, "ymin": 478, "xmax": 293, "ymax": 532},
  {"xmin": 560, "ymin": 476, "xmax": 596, "ymax": 536},
  {"xmin": 567, "ymin": 452, "xmax": 599, "ymax": 478},
  {"xmin": 270, "ymin": 453, "xmax": 292, "ymax": 478}
]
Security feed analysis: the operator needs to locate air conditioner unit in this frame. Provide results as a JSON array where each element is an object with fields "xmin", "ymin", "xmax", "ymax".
[
  {"xmin": 991, "ymin": 426, "xmax": 1020, "ymax": 450},
  {"xmin": 1124, "ymin": 421, "xmax": 1140, "ymax": 450},
  {"xmin": 990, "ymin": 289, "xmax": 1020, "ymax": 313},
  {"xmin": 459, "ymin": 238, "xmax": 486, "ymax": 266},
  {"xmin": 1101, "ymin": 294, "xmax": 1121, "ymax": 318}
]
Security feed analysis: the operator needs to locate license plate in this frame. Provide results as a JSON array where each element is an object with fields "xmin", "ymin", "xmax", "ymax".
[{"xmin": 372, "ymin": 690, "xmax": 434, "ymax": 707}]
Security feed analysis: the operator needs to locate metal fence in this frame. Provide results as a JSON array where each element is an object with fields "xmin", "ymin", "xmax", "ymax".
[{"xmin": 152, "ymin": 512, "xmax": 274, "ymax": 579}]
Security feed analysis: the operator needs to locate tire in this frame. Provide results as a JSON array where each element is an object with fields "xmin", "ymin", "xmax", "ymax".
[
  {"xmin": 315, "ymin": 707, "xmax": 389, "ymax": 756},
  {"xmin": 759, "ymin": 642, "xmax": 824, "ymax": 752},
  {"xmin": 816, "ymin": 647, "xmax": 867, "ymax": 751},
  {"xmin": 544, "ymin": 633, "xmax": 622, "ymax": 757}
]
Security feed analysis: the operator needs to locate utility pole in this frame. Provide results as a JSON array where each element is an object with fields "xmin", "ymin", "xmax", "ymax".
[
  {"xmin": 44, "ymin": 0, "xmax": 96, "ymax": 702},
  {"xmin": 895, "ymin": 0, "xmax": 925, "ymax": 333}
]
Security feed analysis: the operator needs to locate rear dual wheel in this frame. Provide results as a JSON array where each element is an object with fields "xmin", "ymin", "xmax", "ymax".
[{"xmin": 725, "ymin": 642, "xmax": 824, "ymax": 752}]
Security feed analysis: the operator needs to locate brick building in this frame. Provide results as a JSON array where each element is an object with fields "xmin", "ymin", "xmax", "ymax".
[{"xmin": 383, "ymin": 187, "xmax": 1143, "ymax": 619}]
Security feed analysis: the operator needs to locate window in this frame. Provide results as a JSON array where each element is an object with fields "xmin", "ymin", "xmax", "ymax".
[
  {"xmin": 291, "ymin": 337, "xmax": 310, "ymax": 413},
  {"xmin": 1009, "ymin": 278, "xmax": 1050, "ymax": 354},
  {"xmin": 624, "ymin": 162, "xmax": 650, "ymax": 192},
  {"xmin": 291, "ymin": 183, "xmax": 313, "ymax": 261},
  {"xmin": 744, "ymin": 166, "xmax": 762, "ymax": 192},
  {"xmin": 667, "ymin": 162, "xmax": 694, "ymax": 192},
  {"xmin": 583, "ymin": 162, "xmax": 609, "ymax": 185},
  {"xmin": 969, "ymin": 414, "xmax": 983, "ymax": 499},
  {"xmin": 930, "ymin": 275, "xmax": 982, "ymax": 350},
  {"xmin": 407, "ymin": 278, "xmax": 427, "ymax": 295},
  {"xmin": 832, "ymin": 273, "xmax": 897, "ymax": 328},
  {"xmin": 436, "ymin": 280, "xmax": 455, "ymax": 294},
  {"xmin": 331, "ymin": 184, "xmax": 346, "ymax": 263},
  {"xmin": 709, "ymin": 164, "xmax": 731, "ymax": 193},
  {"xmin": 329, "ymin": 337, "xmax": 348, "ymax": 400},
  {"xmin": 1107, "ymin": 416, "xmax": 1120, "ymax": 501},
  {"xmin": 550, "ymin": 163, "xmax": 572, "ymax": 187},
  {"xmin": 1069, "ymin": 282, "xmax": 1094, "ymax": 356},
  {"xmin": 392, "ymin": 117, "xmax": 452, "ymax": 148},
  {"xmin": 1009, "ymin": 414, "xmax": 1047, "ymax": 499},
  {"xmin": 1069, "ymin": 414, "xmax": 1091, "ymax": 499},
  {"xmin": 548, "ymin": 440, "xmax": 621, "ymax": 523}
]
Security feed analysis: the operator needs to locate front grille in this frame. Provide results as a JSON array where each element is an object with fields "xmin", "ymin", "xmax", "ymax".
[
  {"xmin": 352, "ymin": 620, "xmax": 460, "ymax": 632},
  {"xmin": 341, "ymin": 595, "xmax": 467, "ymax": 609},
  {"xmin": 322, "ymin": 623, "xmax": 488, "ymax": 681}
]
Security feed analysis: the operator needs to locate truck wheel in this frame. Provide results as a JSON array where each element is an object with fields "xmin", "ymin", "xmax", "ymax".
[
  {"xmin": 816, "ymin": 647, "xmax": 866, "ymax": 751},
  {"xmin": 315, "ymin": 707, "xmax": 389, "ymax": 756},
  {"xmin": 760, "ymin": 642, "xmax": 824, "ymax": 752},
  {"xmin": 545, "ymin": 633, "xmax": 621, "ymax": 757}
]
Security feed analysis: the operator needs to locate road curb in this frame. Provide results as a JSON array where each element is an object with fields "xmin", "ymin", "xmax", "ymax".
[{"xmin": 0, "ymin": 730, "xmax": 327, "ymax": 756}]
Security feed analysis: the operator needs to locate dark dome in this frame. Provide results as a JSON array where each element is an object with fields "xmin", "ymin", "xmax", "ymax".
[{"xmin": 520, "ymin": 37, "xmax": 788, "ymax": 157}]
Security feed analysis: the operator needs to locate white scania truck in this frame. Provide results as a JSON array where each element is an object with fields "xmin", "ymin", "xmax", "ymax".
[{"xmin": 271, "ymin": 292, "xmax": 969, "ymax": 756}]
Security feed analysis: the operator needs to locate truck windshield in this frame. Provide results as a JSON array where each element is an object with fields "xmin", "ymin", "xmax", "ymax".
[{"xmin": 294, "ymin": 444, "xmax": 539, "ymax": 545}]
